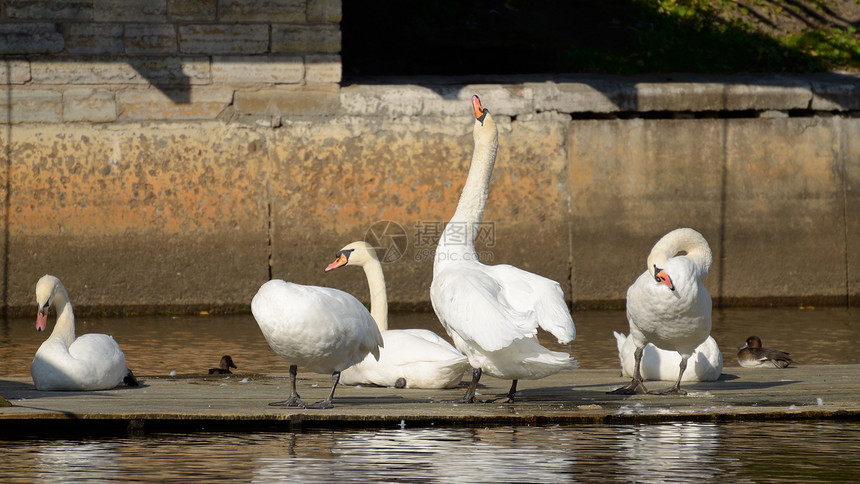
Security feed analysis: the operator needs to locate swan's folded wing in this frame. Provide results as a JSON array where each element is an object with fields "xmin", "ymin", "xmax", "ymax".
[
  {"xmin": 306, "ymin": 286, "xmax": 385, "ymax": 361},
  {"xmin": 431, "ymin": 268, "xmax": 532, "ymax": 352},
  {"xmin": 485, "ymin": 264, "xmax": 576, "ymax": 344},
  {"xmin": 383, "ymin": 330, "xmax": 466, "ymax": 364},
  {"xmin": 68, "ymin": 334, "xmax": 125, "ymax": 366},
  {"xmin": 396, "ymin": 329, "xmax": 461, "ymax": 354},
  {"xmin": 253, "ymin": 281, "xmax": 384, "ymax": 361}
]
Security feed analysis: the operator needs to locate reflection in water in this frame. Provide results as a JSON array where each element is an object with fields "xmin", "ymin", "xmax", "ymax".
[
  {"xmin": 34, "ymin": 442, "xmax": 122, "ymax": 483},
  {"xmin": 614, "ymin": 422, "xmax": 723, "ymax": 482},
  {"xmin": 254, "ymin": 427, "xmax": 576, "ymax": 483},
  {"xmin": 2, "ymin": 422, "xmax": 858, "ymax": 482},
  {"xmin": 1, "ymin": 307, "xmax": 857, "ymax": 378}
]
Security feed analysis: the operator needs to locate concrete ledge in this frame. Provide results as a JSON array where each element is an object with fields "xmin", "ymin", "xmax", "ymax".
[{"xmin": 1, "ymin": 365, "xmax": 858, "ymax": 436}]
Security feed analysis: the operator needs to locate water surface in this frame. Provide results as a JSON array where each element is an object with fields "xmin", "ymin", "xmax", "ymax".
[
  {"xmin": 1, "ymin": 421, "xmax": 858, "ymax": 482},
  {"xmin": 1, "ymin": 307, "xmax": 856, "ymax": 377}
]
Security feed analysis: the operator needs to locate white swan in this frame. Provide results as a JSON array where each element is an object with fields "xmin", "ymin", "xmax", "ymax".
[
  {"xmin": 251, "ymin": 276, "xmax": 384, "ymax": 409},
  {"xmin": 325, "ymin": 241, "xmax": 469, "ymax": 389},
  {"xmin": 610, "ymin": 228, "xmax": 713, "ymax": 395},
  {"xmin": 31, "ymin": 275, "xmax": 138, "ymax": 391},
  {"xmin": 430, "ymin": 95, "xmax": 578, "ymax": 403},
  {"xmin": 614, "ymin": 331, "xmax": 722, "ymax": 382}
]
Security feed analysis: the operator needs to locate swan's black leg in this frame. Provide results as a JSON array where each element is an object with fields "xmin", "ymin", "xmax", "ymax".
[
  {"xmin": 305, "ymin": 371, "xmax": 340, "ymax": 409},
  {"xmin": 444, "ymin": 367, "xmax": 481, "ymax": 403},
  {"xmin": 608, "ymin": 346, "xmax": 648, "ymax": 394},
  {"xmin": 487, "ymin": 379, "xmax": 518, "ymax": 403},
  {"xmin": 650, "ymin": 355, "xmax": 688, "ymax": 395},
  {"xmin": 269, "ymin": 364, "xmax": 306, "ymax": 407}
]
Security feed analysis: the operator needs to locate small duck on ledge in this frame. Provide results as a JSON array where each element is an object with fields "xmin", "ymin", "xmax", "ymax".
[
  {"xmin": 738, "ymin": 336, "xmax": 795, "ymax": 368},
  {"xmin": 208, "ymin": 355, "xmax": 237, "ymax": 374}
]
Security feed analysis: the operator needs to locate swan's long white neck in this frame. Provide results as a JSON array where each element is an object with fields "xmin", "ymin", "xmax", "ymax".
[
  {"xmin": 450, "ymin": 123, "xmax": 497, "ymax": 229},
  {"xmin": 436, "ymin": 115, "xmax": 498, "ymax": 267},
  {"xmin": 646, "ymin": 228, "xmax": 713, "ymax": 279},
  {"xmin": 48, "ymin": 285, "xmax": 76, "ymax": 347},
  {"xmin": 360, "ymin": 254, "xmax": 389, "ymax": 332}
]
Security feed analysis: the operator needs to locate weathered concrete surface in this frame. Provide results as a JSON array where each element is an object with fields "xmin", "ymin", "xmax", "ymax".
[
  {"xmin": 1, "ymin": 365, "xmax": 857, "ymax": 435},
  {"xmin": 3, "ymin": 123, "xmax": 270, "ymax": 310},
  {"xmin": 568, "ymin": 116, "xmax": 857, "ymax": 306},
  {"xmin": 2, "ymin": 79, "xmax": 859, "ymax": 313},
  {"xmin": 268, "ymin": 111, "xmax": 571, "ymax": 307}
]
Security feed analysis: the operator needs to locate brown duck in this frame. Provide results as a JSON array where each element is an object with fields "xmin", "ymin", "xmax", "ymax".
[
  {"xmin": 737, "ymin": 336, "xmax": 794, "ymax": 368},
  {"xmin": 208, "ymin": 355, "xmax": 238, "ymax": 374}
]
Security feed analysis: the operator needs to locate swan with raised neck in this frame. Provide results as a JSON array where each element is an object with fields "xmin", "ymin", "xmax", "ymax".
[
  {"xmin": 434, "ymin": 95, "xmax": 498, "ymax": 267},
  {"xmin": 429, "ymin": 95, "xmax": 577, "ymax": 403}
]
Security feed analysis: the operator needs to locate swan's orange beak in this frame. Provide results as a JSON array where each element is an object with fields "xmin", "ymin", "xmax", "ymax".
[
  {"xmin": 36, "ymin": 308, "xmax": 47, "ymax": 331},
  {"xmin": 325, "ymin": 253, "xmax": 348, "ymax": 272},
  {"xmin": 655, "ymin": 268, "xmax": 675, "ymax": 291},
  {"xmin": 472, "ymin": 95, "xmax": 487, "ymax": 124}
]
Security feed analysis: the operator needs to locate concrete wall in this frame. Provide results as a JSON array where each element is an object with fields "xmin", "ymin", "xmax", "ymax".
[
  {"xmin": 2, "ymin": 76, "xmax": 859, "ymax": 314},
  {"xmin": 1, "ymin": 1, "xmax": 859, "ymax": 313}
]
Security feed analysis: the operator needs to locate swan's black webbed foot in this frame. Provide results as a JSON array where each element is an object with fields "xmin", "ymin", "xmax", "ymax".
[
  {"xmin": 394, "ymin": 378, "xmax": 407, "ymax": 389},
  {"xmin": 608, "ymin": 379, "xmax": 648, "ymax": 395},
  {"xmin": 441, "ymin": 386, "xmax": 479, "ymax": 404},
  {"xmin": 269, "ymin": 396, "xmax": 305, "ymax": 407},
  {"xmin": 441, "ymin": 367, "xmax": 481, "ymax": 403},
  {"xmin": 485, "ymin": 380, "xmax": 518, "ymax": 403},
  {"xmin": 124, "ymin": 369, "xmax": 139, "ymax": 387},
  {"xmin": 442, "ymin": 395, "xmax": 478, "ymax": 404},
  {"xmin": 303, "ymin": 399, "xmax": 334, "ymax": 409},
  {"xmin": 648, "ymin": 386, "xmax": 687, "ymax": 396}
]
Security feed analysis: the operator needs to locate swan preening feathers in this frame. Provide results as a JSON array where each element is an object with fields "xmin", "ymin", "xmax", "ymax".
[
  {"xmin": 610, "ymin": 228, "xmax": 714, "ymax": 395},
  {"xmin": 324, "ymin": 241, "xmax": 470, "ymax": 389},
  {"xmin": 430, "ymin": 95, "xmax": 578, "ymax": 403},
  {"xmin": 31, "ymin": 275, "xmax": 138, "ymax": 391}
]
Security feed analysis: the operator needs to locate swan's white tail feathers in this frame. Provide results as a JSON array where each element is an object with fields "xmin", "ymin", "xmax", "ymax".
[{"xmin": 485, "ymin": 264, "xmax": 576, "ymax": 344}]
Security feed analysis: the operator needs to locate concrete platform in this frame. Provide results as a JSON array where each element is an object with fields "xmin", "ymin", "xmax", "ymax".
[{"xmin": 2, "ymin": 365, "xmax": 858, "ymax": 436}]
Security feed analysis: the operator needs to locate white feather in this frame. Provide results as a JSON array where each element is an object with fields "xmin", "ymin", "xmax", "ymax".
[
  {"xmin": 430, "ymin": 96, "xmax": 577, "ymax": 387},
  {"xmin": 31, "ymin": 275, "xmax": 132, "ymax": 391}
]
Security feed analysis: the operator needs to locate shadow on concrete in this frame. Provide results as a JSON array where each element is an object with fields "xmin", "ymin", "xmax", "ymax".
[
  {"xmin": 342, "ymin": 0, "xmax": 860, "ymax": 111},
  {"xmin": 127, "ymin": 58, "xmax": 192, "ymax": 104},
  {"xmin": 0, "ymin": 377, "xmax": 147, "ymax": 401},
  {"xmin": 342, "ymin": 0, "xmax": 858, "ymax": 76}
]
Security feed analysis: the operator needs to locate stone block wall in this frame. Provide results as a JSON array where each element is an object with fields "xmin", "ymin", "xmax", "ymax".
[{"xmin": 0, "ymin": 0, "xmax": 342, "ymax": 123}]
